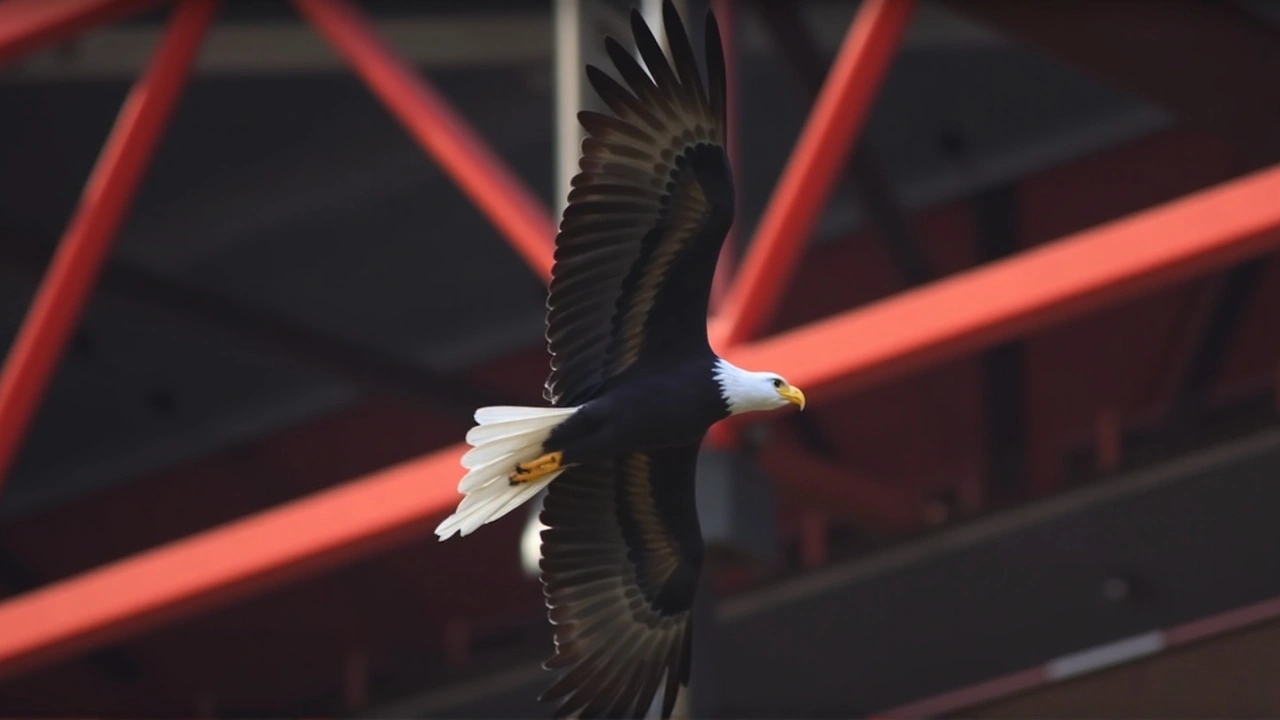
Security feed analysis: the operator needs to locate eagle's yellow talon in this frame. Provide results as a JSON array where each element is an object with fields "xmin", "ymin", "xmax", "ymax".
[{"xmin": 510, "ymin": 451, "xmax": 563, "ymax": 483}]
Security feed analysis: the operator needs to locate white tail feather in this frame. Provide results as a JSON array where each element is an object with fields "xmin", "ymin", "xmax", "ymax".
[
  {"xmin": 473, "ymin": 405, "xmax": 575, "ymax": 424},
  {"xmin": 435, "ymin": 404, "xmax": 579, "ymax": 541}
]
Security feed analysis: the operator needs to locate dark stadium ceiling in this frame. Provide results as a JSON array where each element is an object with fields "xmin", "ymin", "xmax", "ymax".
[{"xmin": 0, "ymin": 0, "xmax": 1174, "ymax": 520}]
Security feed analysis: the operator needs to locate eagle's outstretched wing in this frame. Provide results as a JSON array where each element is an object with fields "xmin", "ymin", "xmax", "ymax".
[
  {"xmin": 537, "ymin": 442, "xmax": 704, "ymax": 719},
  {"xmin": 543, "ymin": 0, "xmax": 733, "ymax": 408}
]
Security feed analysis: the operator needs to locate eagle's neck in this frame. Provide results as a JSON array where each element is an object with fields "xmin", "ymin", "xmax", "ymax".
[{"xmin": 711, "ymin": 358, "xmax": 772, "ymax": 416}]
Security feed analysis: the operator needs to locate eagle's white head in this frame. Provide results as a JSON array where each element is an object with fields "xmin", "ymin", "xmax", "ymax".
[{"xmin": 713, "ymin": 358, "xmax": 806, "ymax": 416}]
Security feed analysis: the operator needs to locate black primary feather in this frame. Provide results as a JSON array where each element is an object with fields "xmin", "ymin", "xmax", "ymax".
[
  {"xmin": 541, "ymin": 0, "xmax": 732, "ymax": 409},
  {"xmin": 538, "ymin": 445, "xmax": 704, "ymax": 719}
]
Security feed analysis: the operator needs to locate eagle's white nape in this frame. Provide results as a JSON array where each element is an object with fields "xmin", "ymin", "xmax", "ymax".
[{"xmin": 712, "ymin": 358, "xmax": 795, "ymax": 415}]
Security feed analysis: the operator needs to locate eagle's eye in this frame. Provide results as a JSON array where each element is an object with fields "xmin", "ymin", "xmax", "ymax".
[{"xmin": 771, "ymin": 378, "xmax": 783, "ymax": 388}]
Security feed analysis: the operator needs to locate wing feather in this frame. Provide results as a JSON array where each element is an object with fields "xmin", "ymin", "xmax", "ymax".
[
  {"xmin": 660, "ymin": 1, "xmax": 708, "ymax": 114},
  {"xmin": 629, "ymin": 11, "xmax": 683, "ymax": 109},
  {"xmin": 543, "ymin": 1, "xmax": 732, "ymax": 407},
  {"xmin": 538, "ymin": 444, "xmax": 704, "ymax": 719}
]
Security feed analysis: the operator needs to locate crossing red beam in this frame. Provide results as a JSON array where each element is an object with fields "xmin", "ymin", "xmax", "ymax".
[
  {"xmin": 292, "ymin": 0, "xmax": 557, "ymax": 282},
  {"xmin": 728, "ymin": 162, "xmax": 1280, "ymax": 403},
  {"xmin": 0, "ymin": 0, "xmax": 165, "ymax": 68},
  {"xmin": 715, "ymin": 0, "xmax": 915, "ymax": 346},
  {"xmin": 0, "ymin": 0, "xmax": 216, "ymax": 491},
  {"xmin": 1, "ymin": 158, "xmax": 1279, "ymax": 680}
]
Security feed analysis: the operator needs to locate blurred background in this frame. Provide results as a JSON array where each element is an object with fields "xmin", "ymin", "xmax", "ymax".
[{"xmin": 2, "ymin": 0, "xmax": 1280, "ymax": 717}]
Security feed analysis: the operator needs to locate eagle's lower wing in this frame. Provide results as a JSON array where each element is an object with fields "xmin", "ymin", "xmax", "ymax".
[
  {"xmin": 537, "ymin": 441, "xmax": 705, "ymax": 719},
  {"xmin": 543, "ymin": 1, "xmax": 733, "ymax": 407}
]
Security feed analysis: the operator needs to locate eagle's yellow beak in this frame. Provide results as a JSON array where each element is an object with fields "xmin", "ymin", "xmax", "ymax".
[{"xmin": 777, "ymin": 384, "xmax": 806, "ymax": 410}]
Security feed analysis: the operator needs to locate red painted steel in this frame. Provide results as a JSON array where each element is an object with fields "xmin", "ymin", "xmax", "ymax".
[
  {"xmin": 715, "ymin": 0, "xmax": 915, "ymax": 346},
  {"xmin": 292, "ymin": 0, "xmax": 557, "ymax": 282},
  {"xmin": 0, "ymin": 0, "xmax": 164, "ymax": 68},
  {"xmin": 2, "ymin": 159, "xmax": 1279, "ymax": 677},
  {"xmin": 0, "ymin": 0, "xmax": 217, "ymax": 490},
  {"xmin": 0, "ymin": 444, "xmax": 467, "ymax": 679},
  {"xmin": 728, "ymin": 162, "xmax": 1280, "ymax": 405}
]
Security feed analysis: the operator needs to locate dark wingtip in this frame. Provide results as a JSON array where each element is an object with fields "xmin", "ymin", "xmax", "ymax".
[
  {"xmin": 661, "ymin": 0, "xmax": 691, "ymax": 52},
  {"xmin": 702, "ymin": 0, "xmax": 727, "ymax": 126},
  {"xmin": 661, "ymin": 0, "xmax": 684, "ymax": 32},
  {"xmin": 629, "ymin": 5, "xmax": 647, "ymax": 37},
  {"xmin": 629, "ymin": 3, "xmax": 660, "ymax": 54}
]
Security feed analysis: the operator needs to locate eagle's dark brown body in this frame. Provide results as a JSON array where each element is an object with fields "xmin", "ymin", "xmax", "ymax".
[{"xmin": 544, "ymin": 356, "xmax": 730, "ymax": 468}]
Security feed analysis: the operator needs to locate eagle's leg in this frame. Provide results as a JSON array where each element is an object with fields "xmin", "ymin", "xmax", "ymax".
[{"xmin": 510, "ymin": 451, "xmax": 563, "ymax": 484}]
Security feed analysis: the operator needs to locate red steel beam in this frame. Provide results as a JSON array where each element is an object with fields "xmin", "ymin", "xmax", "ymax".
[
  {"xmin": 0, "ymin": 0, "xmax": 166, "ymax": 68},
  {"xmin": 3, "ymin": 154, "xmax": 1280, "ymax": 680},
  {"xmin": 0, "ymin": 445, "xmax": 465, "ymax": 678},
  {"xmin": 714, "ymin": 0, "xmax": 914, "ymax": 347},
  {"xmin": 0, "ymin": 0, "xmax": 216, "ymax": 491},
  {"xmin": 292, "ymin": 0, "xmax": 557, "ymax": 283},
  {"xmin": 728, "ymin": 162, "xmax": 1280, "ymax": 403}
]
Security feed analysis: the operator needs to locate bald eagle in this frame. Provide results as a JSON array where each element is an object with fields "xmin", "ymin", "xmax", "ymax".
[{"xmin": 434, "ymin": 2, "xmax": 805, "ymax": 717}]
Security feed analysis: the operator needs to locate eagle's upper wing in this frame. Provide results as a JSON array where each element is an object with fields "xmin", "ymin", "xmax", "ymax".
[
  {"xmin": 543, "ymin": 0, "xmax": 733, "ymax": 407},
  {"xmin": 537, "ymin": 442, "xmax": 705, "ymax": 719}
]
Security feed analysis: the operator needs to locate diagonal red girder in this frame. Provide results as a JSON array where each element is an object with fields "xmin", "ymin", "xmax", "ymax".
[
  {"xmin": 0, "ymin": 0, "xmax": 217, "ymax": 492},
  {"xmin": 292, "ymin": 0, "xmax": 558, "ymax": 282},
  {"xmin": 714, "ymin": 0, "xmax": 915, "ymax": 347},
  {"xmin": 2, "ymin": 158, "xmax": 1280, "ymax": 679}
]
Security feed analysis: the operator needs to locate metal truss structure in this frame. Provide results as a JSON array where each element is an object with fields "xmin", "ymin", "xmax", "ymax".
[{"xmin": 2, "ymin": 0, "xmax": 1280, "ymax": 691}]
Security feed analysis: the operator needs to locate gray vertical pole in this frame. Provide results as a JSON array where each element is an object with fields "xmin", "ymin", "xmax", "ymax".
[{"xmin": 554, "ymin": 0, "xmax": 587, "ymax": 219}]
